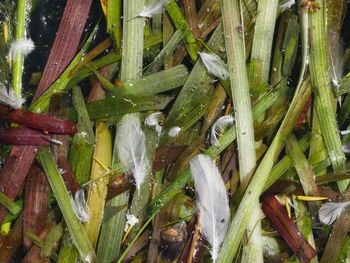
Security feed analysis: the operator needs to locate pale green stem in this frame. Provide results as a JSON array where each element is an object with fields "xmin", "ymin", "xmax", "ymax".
[{"xmin": 12, "ymin": 0, "xmax": 27, "ymax": 101}]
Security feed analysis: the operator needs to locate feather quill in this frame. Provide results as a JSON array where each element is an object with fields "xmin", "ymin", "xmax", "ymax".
[
  {"xmin": 116, "ymin": 113, "xmax": 149, "ymax": 190},
  {"xmin": 189, "ymin": 154, "xmax": 230, "ymax": 261},
  {"xmin": 138, "ymin": 0, "xmax": 165, "ymax": 18},
  {"xmin": 318, "ymin": 201, "xmax": 350, "ymax": 225},
  {"xmin": 199, "ymin": 52, "xmax": 229, "ymax": 80}
]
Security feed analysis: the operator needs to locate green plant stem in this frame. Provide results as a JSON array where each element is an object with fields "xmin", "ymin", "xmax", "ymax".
[
  {"xmin": 36, "ymin": 147, "xmax": 95, "ymax": 262},
  {"xmin": 217, "ymin": 77, "xmax": 311, "ymax": 263},
  {"xmin": 308, "ymin": 0, "xmax": 347, "ymax": 191},
  {"xmin": 12, "ymin": 0, "xmax": 27, "ymax": 100},
  {"xmin": 221, "ymin": 0, "xmax": 262, "ymax": 261},
  {"xmin": 0, "ymin": 192, "xmax": 21, "ymax": 215},
  {"xmin": 147, "ymin": 83, "xmax": 288, "ymax": 215}
]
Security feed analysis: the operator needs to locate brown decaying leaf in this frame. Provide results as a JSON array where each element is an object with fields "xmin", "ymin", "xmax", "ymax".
[
  {"xmin": 57, "ymin": 156, "xmax": 81, "ymax": 195},
  {"xmin": 0, "ymin": 127, "xmax": 52, "ymax": 146},
  {"xmin": 0, "ymin": 146, "xmax": 37, "ymax": 223},
  {"xmin": 152, "ymin": 144, "xmax": 187, "ymax": 172},
  {"xmin": 106, "ymin": 173, "xmax": 134, "ymax": 201},
  {"xmin": 23, "ymin": 165, "xmax": 50, "ymax": 249},
  {"xmin": 262, "ymin": 195, "xmax": 316, "ymax": 263},
  {"xmin": 0, "ymin": 104, "xmax": 77, "ymax": 135},
  {"xmin": 0, "ymin": 214, "xmax": 23, "ymax": 262},
  {"xmin": 32, "ymin": 0, "xmax": 94, "ymax": 102}
]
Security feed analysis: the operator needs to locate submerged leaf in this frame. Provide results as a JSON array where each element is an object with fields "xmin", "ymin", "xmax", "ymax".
[
  {"xmin": 318, "ymin": 201, "xmax": 350, "ymax": 225},
  {"xmin": 189, "ymin": 154, "xmax": 230, "ymax": 261},
  {"xmin": 199, "ymin": 52, "xmax": 229, "ymax": 80}
]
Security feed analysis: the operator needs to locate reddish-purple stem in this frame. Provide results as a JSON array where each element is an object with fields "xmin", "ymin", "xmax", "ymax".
[
  {"xmin": 0, "ymin": 104, "xmax": 77, "ymax": 134},
  {"xmin": 32, "ymin": 0, "xmax": 93, "ymax": 101},
  {"xmin": 262, "ymin": 195, "xmax": 316, "ymax": 263},
  {"xmin": 0, "ymin": 146, "xmax": 37, "ymax": 223},
  {"xmin": 0, "ymin": 127, "xmax": 52, "ymax": 145},
  {"xmin": 23, "ymin": 165, "xmax": 50, "ymax": 249}
]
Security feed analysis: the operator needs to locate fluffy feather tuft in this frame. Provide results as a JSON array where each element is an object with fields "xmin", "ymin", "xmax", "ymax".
[
  {"xmin": 189, "ymin": 154, "xmax": 230, "ymax": 261},
  {"xmin": 199, "ymin": 52, "xmax": 229, "ymax": 80},
  {"xmin": 116, "ymin": 113, "xmax": 149, "ymax": 190},
  {"xmin": 138, "ymin": 0, "xmax": 165, "ymax": 18},
  {"xmin": 8, "ymin": 38, "xmax": 34, "ymax": 61},
  {"xmin": 210, "ymin": 115, "xmax": 234, "ymax": 146},
  {"xmin": 144, "ymin": 112, "xmax": 163, "ymax": 135},
  {"xmin": 168, "ymin": 126, "xmax": 181, "ymax": 137},
  {"xmin": 0, "ymin": 82, "xmax": 25, "ymax": 108},
  {"xmin": 280, "ymin": 0, "xmax": 295, "ymax": 12},
  {"xmin": 318, "ymin": 200, "xmax": 350, "ymax": 225},
  {"xmin": 70, "ymin": 189, "xmax": 90, "ymax": 223}
]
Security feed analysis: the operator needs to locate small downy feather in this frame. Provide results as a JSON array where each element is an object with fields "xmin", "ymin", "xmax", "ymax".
[
  {"xmin": 280, "ymin": 0, "xmax": 295, "ymax": 12},
  {"xmin": 0, "ymin": 83, "xmax": 25, "ymax": 108},
  {"xmin": 8, "ymin": 38, "xmax": 34, "ymax": 61},
  {"xmin": 189, "ymin": 154, "xmax": 230, "ymax": 261},
  {"xmin": 116, "ymin": 113, "xmax": 149, "ymax": 190},
  {"xmin": 210, "ymin": 115, "xmax": 234, "ymax": 146},
  {"xmin": 144, "ymin": 112, "xmax": 163, "ymax": 136},
  {"xmin": 318, "ymin": 200, "xmax": 350, "ymax": 225},
  {"xmin": 168, "ymin": 126, "xmax": 181, "ymax": 137},
  {"xmin": 138, "ymin": 0, "xmax": 165, "ymax": 18},
  {"xmin": 199, "ymin": 52, "xmax": 229, "ymax": 80},
  {"xmin": 70, "ymin": 189, "xmax": 90, "ymax": 223}
]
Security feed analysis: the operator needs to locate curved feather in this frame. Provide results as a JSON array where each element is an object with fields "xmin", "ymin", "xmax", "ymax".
[
  {"xmin": 318, "ymin": 201, "xmax": 350, "ymax": 225},
  {"xmin": 199, "ymin": 52, "xmax": 229, "ymax": 80},
  {"xmin": 116, "ymin": 113, "xmax": 149, "ymax": 190},
  {"xmin": 210, "ymin": 115, "xmax": 234, "ymax": 146},
  {"xmin": 189, "ymin": 154, "xmax": 230, "ymax": 261}
]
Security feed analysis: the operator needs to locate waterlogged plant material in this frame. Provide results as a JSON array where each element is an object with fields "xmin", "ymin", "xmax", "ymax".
[{"xmin": 1, "ymin": 0, "xmax": 350, "ymax": 262}]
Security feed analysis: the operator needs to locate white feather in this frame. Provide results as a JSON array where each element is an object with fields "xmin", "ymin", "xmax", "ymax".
[
  {"xmin": 70, "ymin": 189, "xmax": 90, "ymax": 223},
  {"xmin": 168, "ymin": 126, "xmax": 181, "ymax": 137},
  {"xmin": 0, "ymin": 83, "xmax": 25, "ymax": 108},
  {"xmin": 144, "ymin": 112, "xmax": 163, "ymax": 135},
  {"xmin": 210, "ymin": 115, "xmax": 234, "ymax": 146},
  {"xmin": 280, "ymin": 0, "xmax": 295, "ymax": 12},
  {"xmin": 138, "ymin": 0, "xmax": 165, "ymax": 17},
  {"xmin": 342, "ymin": 142, "xmax": 350, "ymax": 154},
  {"xmin": 199, "ymin": 52, "xmax": 229, "ymax": 80},
  {"xmin": 189, "ymin": 154, "xmax": 230, "ymax": 261},
  {"xmin": 340, "ymin": 130, "xmax": 350, "ymax": 135},
  {"xmin": 116, "ymin": 113, "xmax": 149, "ymax": 190},
  {"xmin": 8, "ymin": 38, "xmax": 34, "ymax": 61},
  {"xmin": 318, "ymin": 201, "xmax": 350, "ymax": 225}
]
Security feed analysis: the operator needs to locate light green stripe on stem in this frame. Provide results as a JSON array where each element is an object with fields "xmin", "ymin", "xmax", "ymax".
[
  {"xmin": 249, "ymin": 0, "xmax": 279, "ymax": 84},
  {"xmin": 308, "ymin": 0, "xmax": 347, "ymax": 191},
  {"xmin": 221, "ymin": 0, "xmax": 261, "ymax": 262},
  {"xmin": 36, "ymin": 147, "xmax": 95, "ymax": 263},
  {"xmin": 12, "ymin": 0, "xmax": 27, "ymax": 100}
]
